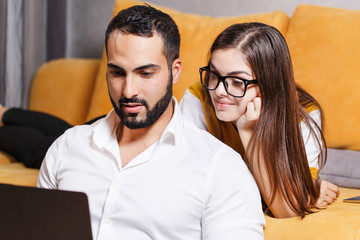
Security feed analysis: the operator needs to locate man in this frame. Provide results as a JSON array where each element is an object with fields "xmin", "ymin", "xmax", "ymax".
[{"xmin": 38, "ymin": 5, "xmax": 265, "ymax": 239}]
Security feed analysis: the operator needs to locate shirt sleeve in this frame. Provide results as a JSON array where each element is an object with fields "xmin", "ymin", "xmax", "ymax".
[
  {"xmin": 179, "ymin": 90, "xmax": 208, "ymax": 131},
  {"xmin": 300, "ymin": 109, "xmax": 322, "ymax": 170},
  {"xmin": 202, "ymin": 147, "xmax": 265, "ymax": 240},
  {"xmin": 37, "ymin": 136, "xmax": 62, "ymax": 189}
]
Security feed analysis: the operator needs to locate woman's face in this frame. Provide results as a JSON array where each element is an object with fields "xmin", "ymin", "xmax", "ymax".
[{"xmin": 209, "ymin": 48, "xmax": 260, "ymax": 123}]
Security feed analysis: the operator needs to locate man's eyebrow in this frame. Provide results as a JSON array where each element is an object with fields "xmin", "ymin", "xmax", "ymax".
[
  {"xmin": 134, "ymin": 64, "xmax": 161, "ymax": 71},
  {"xmin": 107, "ymin": 63, "xmax": 124, "ymax": 71},
  {"xmin": 107, "ymin": 63, "xmax": 160, "ymax": 72}
]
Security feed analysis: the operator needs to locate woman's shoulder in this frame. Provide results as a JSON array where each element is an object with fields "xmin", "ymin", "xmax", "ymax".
[
  {"xmin": 301, "ymin": 104, "xmax": 321, "ymax": 124},
  {"xmin": 303, "ymin": 104, "xmax": 319, "ymax": 114},
  {"xmin": 188, "ymin": 81, "xmax": 207, "ymax": 102}
]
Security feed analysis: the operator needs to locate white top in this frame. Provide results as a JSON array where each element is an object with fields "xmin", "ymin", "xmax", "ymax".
[
  {"xmin": 180, "ymin": 90, "xmax": 322, "ymax": 169},
  {"xmin": 37, "ymin": 98, "xmax": 265, "ymax": 240}
]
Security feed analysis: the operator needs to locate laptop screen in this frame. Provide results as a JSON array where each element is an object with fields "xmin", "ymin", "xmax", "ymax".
[{"xmin": 0, "ymin": 183, "xmax": 93, "ymax": 240}]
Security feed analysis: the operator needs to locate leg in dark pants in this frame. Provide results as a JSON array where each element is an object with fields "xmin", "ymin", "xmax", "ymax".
[
  {"xmin": 0, "ymin": 108, "xmax": 106, "ymax": 168},
  {"xmin": 0, "ymin": 126, "xmax": 56, "ymax": 169},
  {"xmin": 0, "ymin": 108, "xmax": 73, "ymax": 169},
  {"xmin": 2, "ymin": 108, "xmax": 72, "ymax": 137}
]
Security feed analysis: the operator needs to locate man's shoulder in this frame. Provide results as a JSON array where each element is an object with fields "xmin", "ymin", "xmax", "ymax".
[
  {"xmin": 181, "ymin": 118, "xmax": 255, "ymax": 193},
  {"xmin": 182, "ymin": 119, "xmax": 241, "ymax": 158},
  {"xmin": 182, "ymin": 120, "xmax": 214, "ymax": 140},
  {"xmin": 61, "ymin": 124, "xmax": 94, "ymax": 139},
  {"xmin": 54, "ymin": 119, "xmax": 104, "ymax": 147}
]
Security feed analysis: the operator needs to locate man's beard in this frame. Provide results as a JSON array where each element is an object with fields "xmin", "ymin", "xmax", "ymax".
[{"xmin": 110, "ymin": 74, "xmax": 173, "ymax": 129}]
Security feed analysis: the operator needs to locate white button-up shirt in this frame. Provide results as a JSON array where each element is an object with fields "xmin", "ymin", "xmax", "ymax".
[{"xmin": 38, "ymin": 99, "xmax": 265, "ymax": 240}]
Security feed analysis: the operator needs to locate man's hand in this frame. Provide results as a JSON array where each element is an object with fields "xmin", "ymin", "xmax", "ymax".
[{"xmin": 315, "ymin": 180, "xmax": 340, "ymax": 207}]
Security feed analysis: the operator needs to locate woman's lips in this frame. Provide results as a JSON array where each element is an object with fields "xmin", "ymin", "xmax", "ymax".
[{"xmin": 215, "ymin": 99, "xmax": 233, "ymax": 109}]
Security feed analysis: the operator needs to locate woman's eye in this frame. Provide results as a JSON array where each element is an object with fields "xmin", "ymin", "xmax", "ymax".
[
  {"xmin": 209, "ymin": 72, "xmax": 218, "ymax": 80},
  {"xmin": 230, "ymin": 79, "xmax": 245, "ymax": 87}
]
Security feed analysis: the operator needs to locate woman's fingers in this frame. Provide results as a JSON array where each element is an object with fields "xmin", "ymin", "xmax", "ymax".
[
  {"xmin": 326, "ymin": 181, "xmax": 340, "ymax": 197},
  {"xmin": 245, "ymin": 97, "xmax": 261, "ymax": 119},
  {"xmin": 253, "ymin": 97, "xmax": 261, "ymax": 114},
  {"xmin": 316, "ymin": 192, "xmax": 334, "ymax": 207},
  {"xmin": 322, "ymin": 180, "xmax": 340, "ymax": 198},
  {"xmin": 315, "ymin": 180, "xmax": 340, "ymax": 208},
  {"xmin": 246, "ymin": 102, "xmax": 255, "ymax": 117},
  {"xmin": 326, "ymin": 190, "xmax": 337, "ymax": 199},
  {"xmin": 316, "ymin": 195, "xmax": 334, "ymax": 207},
  {"xmin": 236, "ymin": 97, "xmax": 262, "ymax": 131}
]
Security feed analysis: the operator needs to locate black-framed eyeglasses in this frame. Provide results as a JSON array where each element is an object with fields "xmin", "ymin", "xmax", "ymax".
[{"xmin": 199, "ymin": 66, "xmax": 258, "ymax": 98}]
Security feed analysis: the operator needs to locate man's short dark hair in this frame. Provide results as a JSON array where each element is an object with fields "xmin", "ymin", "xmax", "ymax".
[{"xmin": 105, "ymin": 5, "xmax": 180, "ymax": 68}]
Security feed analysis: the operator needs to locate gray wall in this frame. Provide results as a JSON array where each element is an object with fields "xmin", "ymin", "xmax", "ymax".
[
  {"xmin": 147, "ymin": 0, "xmax": 360, "ymax": 17},
  {"xmin": 66, "ymin": 0, "xmax": 360, "ymax": 59},
  {"xmin": 0, "ymin": 0, "xmax": 7, "ymax": 104},
  {"xmin": 4, "ymin": 0, "xmax": 23, "ymax": 108},
  {"xmin": 65, "ymin": 0, "xmax": 115, "ymax": 58},
  {"xmin": 23, "ymin": 0, "xmax": 47, "ymax": 107}
]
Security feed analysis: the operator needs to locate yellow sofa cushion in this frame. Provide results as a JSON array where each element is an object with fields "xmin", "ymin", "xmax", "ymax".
[
  {"xmin": 86, "ymin": 0, "xmax": 290, "ymax": 120},
  {"xmin": 286, "ymin": 5, "xmax": 360, "ymax": 151},
  {"xmin": 0, "ymin": 163, "xmax": 39, "ymax": 187},
  {"xmin": 264, "ymin": 187, "xmax": 360, "ymax": 240},
  {"xmin": 29, "ymin": 58, "xmax": 101, "ymax": 125},
  {"xmin": 0, "ymin": 152, "xmax": 15, "ymax": 165}
]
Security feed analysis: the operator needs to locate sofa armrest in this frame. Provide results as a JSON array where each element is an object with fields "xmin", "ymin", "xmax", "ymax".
[
  {"xmin": 29, "ymin": 58, "xmax": 101, "ymax": 125},
  {"xmin": 264, "ymin": 187, "xmax": 360, "ymax": 240},
  {"xmin": 319, "ymin": 148, "xmax": 360, "ymax": 188}
]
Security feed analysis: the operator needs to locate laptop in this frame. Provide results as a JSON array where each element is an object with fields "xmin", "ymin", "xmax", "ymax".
[{"xmin": 0, "ymin": 183, "xmax": 93, "ymax": 240}]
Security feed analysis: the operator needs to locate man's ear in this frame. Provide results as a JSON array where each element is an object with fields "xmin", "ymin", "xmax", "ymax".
[{"xmin": 171, "ymin": 58, "xmax": 182, "ymax": 85}]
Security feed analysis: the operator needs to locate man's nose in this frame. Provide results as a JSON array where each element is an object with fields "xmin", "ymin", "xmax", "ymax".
[{"xmin": 123, "ymin": 76, "xmax": 140, "ymax": 98}]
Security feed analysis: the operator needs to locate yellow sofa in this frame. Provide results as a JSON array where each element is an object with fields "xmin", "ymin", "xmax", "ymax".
[{"xmin": 1, "ymin": 0, "xmax": 360, "ymax": 239}]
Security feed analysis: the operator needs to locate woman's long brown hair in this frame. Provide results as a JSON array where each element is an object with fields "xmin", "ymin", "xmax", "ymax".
[{"xmin": 208, "ymin": 22, "xmax": 327, "ymax": 217}]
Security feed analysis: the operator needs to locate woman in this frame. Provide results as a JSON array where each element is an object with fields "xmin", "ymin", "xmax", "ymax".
[{"xmin": 180, "ymin": 22, "xmax": 339, "ymax": 218}]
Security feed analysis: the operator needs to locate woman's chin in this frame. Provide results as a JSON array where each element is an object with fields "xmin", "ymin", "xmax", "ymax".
[{"xmin": 215, "ymin": 111, "xmax": 236, "ymax": 123}]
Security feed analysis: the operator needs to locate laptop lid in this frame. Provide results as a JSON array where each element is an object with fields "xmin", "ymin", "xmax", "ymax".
[{"xmin": 0, "ymin": 183, "xmax": 92, "ymax": 240}]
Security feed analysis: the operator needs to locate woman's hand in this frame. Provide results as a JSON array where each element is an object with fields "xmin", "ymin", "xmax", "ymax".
[
  {"xmin": 315, "ymin": 180, "xmax": 340, "ymax": 207},
  {"xmin": 235, "ymin": 97, "xmax": 261, "ymax": 152},
  {"xmin": 235, "ymin": 97, "xmax": 261, "ymax": 132}
]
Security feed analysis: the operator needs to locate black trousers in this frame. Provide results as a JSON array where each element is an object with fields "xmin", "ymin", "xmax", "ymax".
[{"xmin": 0, "ymin": 108, "xmax": 104, "ymax": 169}]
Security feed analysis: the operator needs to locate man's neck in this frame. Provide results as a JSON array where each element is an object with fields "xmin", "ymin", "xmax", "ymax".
[{"xmin": 117, "ymin": 100, "xmax": 175, "ymax": 167}]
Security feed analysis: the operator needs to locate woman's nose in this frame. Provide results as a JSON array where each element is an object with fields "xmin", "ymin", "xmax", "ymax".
[{"xmin": 214, "ymin": 80, "xmax": 228, "ymax": 97}]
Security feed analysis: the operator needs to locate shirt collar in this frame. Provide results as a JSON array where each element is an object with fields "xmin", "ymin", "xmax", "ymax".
[
  {"xmin": 158, "ymin": 97, "xmax": 184, "ymax": 146},
  {"xmin": 92, "ymin": 109, "xmax": 119, "ymax": 149},
  {"xmin": 92, "ymin": 97, "xmax": 184, "ymax": 149}
]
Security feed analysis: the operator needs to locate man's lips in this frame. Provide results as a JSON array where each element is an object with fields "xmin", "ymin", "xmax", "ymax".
[{"xmin": 122, "ymin": 103, "xmax": 143, "ymax": 113}]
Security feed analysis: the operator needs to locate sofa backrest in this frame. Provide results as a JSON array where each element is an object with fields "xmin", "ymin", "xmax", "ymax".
[
  {"xmin": 85, "ymin": 0, "xmax": 290, "ymax": 121},
  {"xmin": 286, "ymin": 5, "xmax": 360, "ymax": 151},
  {"xmin": 29, "ymin": 59, "xmax": 100, "ymax": 125}
]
